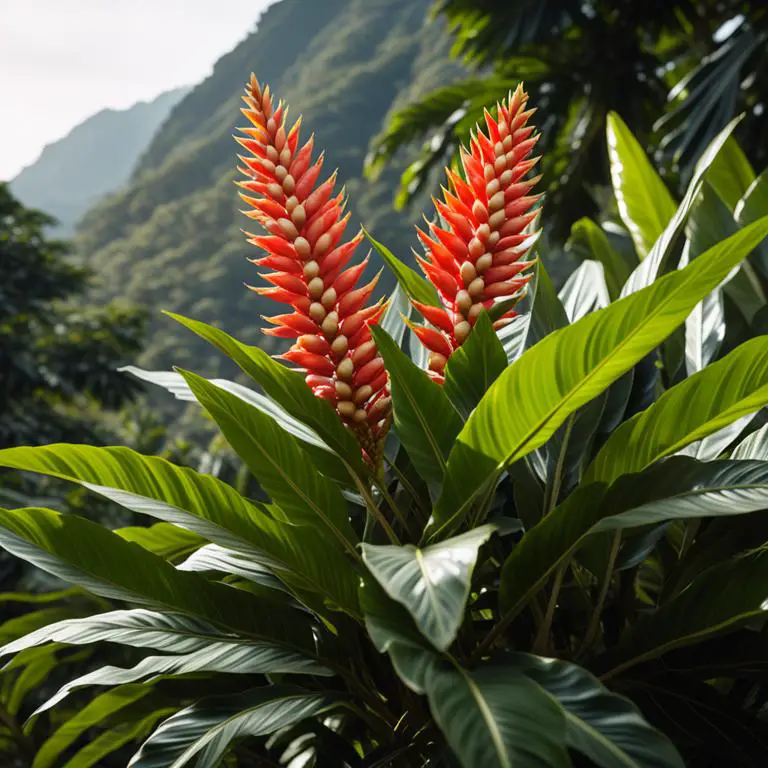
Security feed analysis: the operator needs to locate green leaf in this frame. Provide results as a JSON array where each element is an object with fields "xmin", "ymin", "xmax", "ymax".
[
  {"xmin": 0, "ymin": 507, "xmax": 313, "ymax": 649},
  {"xmin": 128, "ymin": 686, "xmax": 329, "ymax": 768},
  {"xmin": 500, "ymin": 457, "xmax": 768, "ymax": 621},
  {"xmin": 0, "ymin": 443, "xmax": 360, "ymax": 616},
  {"xmin": 558, "ymin": 261, "xmax": 610, "ymax": 321},
  {"xmin": 732, "ymin": 424, "xmax": 768, "ymax": 460},
  {"xmin": 378, "ymin": 282, "xmax": 410, "ymax": 347},
  {"xmin": 116, "ymin": 522, "xmax": 205, "ymax": 561},
  {"xmin": 32, "ymin": 685, "xmax": 151, "ymax": 768},
  {"xmin": 177, "ymin": 544, "xmax": 287, "ymax": 592},
  {"xmin": 362, "ymin": 524, "xmax": 497, "ymax": 651},
  {"xmin": 606, "ymin": 112, "xmax": 677, "ymax": 260},
  {"xmin": 737, "ymin": 169, "xmax": 768, "ymax": 226},
  {"xmin": 426, "ymin": 661, "xmax": 570, "ymax": 768},
  {"xmin": 430, "ymin": 217, "xmax": 768, "ymax": 541},
  {"xmin": 706, "ymin": 135, "xmax": 755, "ymax": 210},
  {"xmin": 602, "ymin": 548, "xmax": 768, "ymax": 679},
  {"xmin": 585, "ymin": 337, "xmax": 768, "ymax": 484},
  {"xmin": 569, "ymin": 218, "xmax": 633, "ymax": 300},
  {"xmin": 444, "ymin": 312, "xmax": 508, "ymax": 417},
  {"xmin": 180, "ymin": 370, "xmax": 358, "ymax": 557},
  {"xmin": 370, "ymin": 326, "xmax": 462, "ymax": 489},
  {"xmin": 167, "ymin": 313, "xmax": 366, "ymax": 475},
  {"xmin": 363, "ymin": 226, "xmax": 440, "ymax": 307},
  {"xmin": 515, "ymin": 654, "xmax": 684, "ymax": 768}
]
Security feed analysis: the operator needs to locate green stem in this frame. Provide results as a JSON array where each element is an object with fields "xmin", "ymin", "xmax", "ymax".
[
  {"xmin": 383, "ymin": 453, "xmax": 429, "ymax": 526},
  {"xmin": 532, "ymin": 562, "xmax": 568, "ymax": 655},
  {"xmin": 372, "ymin": 475, "xmax": 418, "ymax": 541},
  {"xmin": 351, "ymin": 471, "xmax": 401, "ymax": 545},
  {"xmin": 579, "ymin": 530, "xmax": 621, "ymax": 658},
  {"xmin": 543, "ymin": 414, "xmax": 576, "ymax": 516}
]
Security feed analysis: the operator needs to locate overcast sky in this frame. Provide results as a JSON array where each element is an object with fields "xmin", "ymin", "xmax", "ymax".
[{"xmin": 0, "ymin": 0, "xmax": 272, "ymax": 180}]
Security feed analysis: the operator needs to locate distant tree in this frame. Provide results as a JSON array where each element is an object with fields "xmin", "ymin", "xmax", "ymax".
[
  {"xmin": 0, "ymin": 182, "xmax": 145, "ymax": 451},
  {"xmin": 368, "ymin": 0, "xmax": 767, "ymax": 237}
]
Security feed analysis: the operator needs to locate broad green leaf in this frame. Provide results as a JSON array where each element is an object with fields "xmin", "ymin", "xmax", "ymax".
[
  {"xmin": 426, "ymin": 661, "xmax": 569, "ymax": 768},
  {"xmin": 706, "ymin": 135, "xmax": 755, "ymax": 210},
  {"xmin": 732, "ymin": 424, "xmax": 768, "ymax": 460},
  {"xmin": 444, "ymin": 312, "xmax": 508, "ymax": 417},
  {"xmin": 515, "ymin": 654, "xmax": 684, "ymax": 768},
  {"xmin": 558, "ymin": 261, "xmax": 610, "ymax": 321},
  {"xmin": 61, "ymin": 709, "xmax": 174, "ymax": 768},
  {"xmin": 167, "ymin": 313, "xmax": 366, "ymax": 475},
  {"xmin": 177, "ymin": 544, "xmax": 286, "ymax": 592},
  {"xmin": 569, "ymin": 218, "xmax": 633, "ymax": 300},
  {"xmin": 500, "ymin": 457, "xmax": 768, "ymax": 621},
  {"xmin": 116, "ymin": 522, "xmax": 205, "ymax": 561},
  {"xmin": 363, "ymin": 226, "xmax": 440, "ymax": 307},
  {"xmin": 0, "ymin": 443, "xmax": 360, "ymax": 616},
  {"xmin": 370, "ymin": 326, "xmax": 461, "ymax": 488},
  {"xmin": 0, "ymin": 507, "xmax": 313, "ymax": 650},
  {"xmin": 622, "ymin": 117, "xmax": 741, "ymax": 295},
  {"xmin": 7, "ymin": 650, "xmax": 58, "ymax": 714},
  {"xmin": 36, "ymin": 640, "xmax": 330, "ymax": 715},
  {"xmin": 606, "ymin": 113, "xmax": 677, "ymax": 260},
  {"xmin": 362, "ymin": 524, "xmax": 497, "ymax": 651},
  {"xmin": 602, "ymin": 549, "xmax": 768, "ymax": 679},
  {"xmin": 128, "ymin": 686, "xmax": 329, "ymax": 768},
  {"xmin": 33, "ymin": 685, "xmax": 151, "ymax": 768},
  {"xmin": 431, "ymin": 218, "xmax": 768, "ymax": 541},
  {"xmin": 736, "ymin": 169, "xmax": 768, "ymax": 226},
  {"xmin": 586, "ymin": 337, "xmax": 768, "ymax": 484},
  {"xmin": 378, "ymin": 282, "xmax": 410, "ymax": 347},
  {"xmin": 181, "ymin": 370, "xmax": 358, "ymax": 557}
]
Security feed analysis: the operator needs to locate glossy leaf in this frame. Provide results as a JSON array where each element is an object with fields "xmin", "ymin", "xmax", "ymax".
[
  {"xmin": 732, "ymin": 423, "xmax": 768, "ymax": 460},
  {"xmin": 128, "ymin": 686, "xmax": 329, "ymax": 768},
  {"xmin": 558, "ymin": 260, "xmax": 610, "ymax": 321},
  {"xmin": 706, "ymin": 135, "xmax": 755, "ymax": 210},
  {"xmin": 568, "ymin": 218, "xmax": 631, "ymax": 301},
  {"xmin": 606, "ymin": 112, "xmax": 677, "ymax": 260},
  {"xmin": 115, "ymin": 522, "xmax": 205, "ymax": 561},
  {"xmin": 177, "ymin": 544, "xmax": 286, "ymax": 592},
  {"xmin": 431, "ymin": 218, "xmax": 768, "ymax": 541},
  {"xmin": 362, "ymin": 524, "xmax": 497, "ymax": 651}
]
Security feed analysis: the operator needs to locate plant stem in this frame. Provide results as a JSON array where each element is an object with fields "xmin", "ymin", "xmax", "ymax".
[
  {"xmin": 543, "ymin": 414, "xmax": 576, "ymax": 516},
  {"xmin": 372, "ymin": 475, "xmax": 418, "ymax": 541},
  {"xmin": 532, "ymin": 562, "xmax": 568, "ymax": 655},
  {"xmin": 383, "ymin": 453, "xmax": 429, "ymax": 526},
  {"xmin": 579, "ymin": 530, "xmax": 621, "ymax": 657},
  {"xmin": 352, "ymin": 471, "xmax": 401, "ymax": 545}
]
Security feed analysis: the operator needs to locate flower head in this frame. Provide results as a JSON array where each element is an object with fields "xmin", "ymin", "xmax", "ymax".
[
  {"xmin": 412, "ymin": 84, "xmax": 542, "ymax": 381},
  {"xmin": 236, "ymin": 75, "xmax": 390, "ymax": 460}
]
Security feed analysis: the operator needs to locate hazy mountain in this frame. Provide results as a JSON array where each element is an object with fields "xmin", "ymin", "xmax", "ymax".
[
  {"xmin": 10, "ymin": 88, "xmax": 188, "ymax": 234},
  {"xmin": 74, "ymin": 0, "xmax": 460, "ymax": 380}
]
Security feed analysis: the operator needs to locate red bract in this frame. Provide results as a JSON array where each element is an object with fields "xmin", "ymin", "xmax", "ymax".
[
  {"xmin": 413, "ymin": 84, "xmax": 542, "ymax": 381},
  {"xmin": 236, "ymin": 75, "xmax": 390, "ymax": 461}
]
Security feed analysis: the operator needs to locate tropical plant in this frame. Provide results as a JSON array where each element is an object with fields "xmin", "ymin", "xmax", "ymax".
[
  {"xmin": 1, "ymin": 76, "xmax": 768, "ymax": 767},
  {"xmin": 367, "ymin": 0, "xmax": 768, "ymax": 237}
]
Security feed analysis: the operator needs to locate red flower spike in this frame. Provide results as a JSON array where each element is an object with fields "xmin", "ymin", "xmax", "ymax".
[
  {"xmin": 236, "ymin": 75, "xmax": 391, "ymax": 462},
  {"xmin": 412, "ymin": 84, "xmax": 542, "ymax": 379}
]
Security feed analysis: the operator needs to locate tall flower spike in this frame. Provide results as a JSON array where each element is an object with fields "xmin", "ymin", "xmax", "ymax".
[
  {"xmin": 413, "ymin": 84, "xmax": 542, "ymax": 382},
  {"xmin": 236, "ymin": 75, "xmax": 390, "ymax": 461}
]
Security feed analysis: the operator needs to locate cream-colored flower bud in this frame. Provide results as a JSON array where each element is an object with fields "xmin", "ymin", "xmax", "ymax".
[
  {"xmin": 303, "ymin": 260, "xmax": 320, "ymax": 279},
  {"xmin": 336, "ymin": 358, "xmax": 354, "ymax": 380},
  {"xmin": 321, "ymin": 287, "xmax": 337, "ymax": 309},
  {"xmin": 335, "ymin": 380, "xmax": 353, "ymax": 399},
  {"xmin": 475, "ymin": 253, "xmax": 493, "ymax": 273},
  {"xmin": 307, "ymin": 277, "xmax": 324, "ymax": 299},
  {"xmin": 456, "ymin": 289, "xmax": 472, "ymax": 312},
  {"xmin": 337, "ymin": 401, "xmax": 356, "ymax": 418},
  {"xmin": 460, "ymin": 261, "xmax": 477, "ymax": 285},
  {"xmin": 468, "ymin": 277, "xmax": 485, "ymax": 298},
  {"xmin": 294, "ymin": 236, "xmax": 311, "ymax": 259},
  {"xmin": 331, "ymin": 335, "xmax": 349, "ymax": 356},
  {"xmin": 353, "ymin": 384, "xmax": 373, "ymax": 404},
  {"xmin": 309, "ymin": 302, "xmax": 326, "ymax": 322},
  {"xmin": 454, "ymin": 320, "xmax": 472, "ymax": 343},
  {"xmin": 282, "ymin": 174, "xmax": 296, "ymax": 195}
]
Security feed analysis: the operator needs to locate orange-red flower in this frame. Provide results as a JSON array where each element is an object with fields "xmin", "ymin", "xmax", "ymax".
[
  {"xmin": 236, "ymin": 75, "xmax": 390, "ymax": 460},
  {"xmin": 413, "ymin": 84, "xmax": 542, "ymax": 381}
]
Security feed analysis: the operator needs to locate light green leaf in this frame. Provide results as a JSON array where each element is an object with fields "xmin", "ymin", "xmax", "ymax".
[
  {"xmin": 430, "ymin": 217, "xmax": 768, "ymax": 541},
  {"xmin": 707, "ymin": 135, "xmax": 755, "ymax": 210},
  {"xmin": 363, "ymin": 226, "xmax": 440, "ymax": 307},
  {"xmin": 444, "ymin": 312, "xmax": 508, "ymax": 418},
  {"xmin": 586, "ymin": 337, "xmax": 768, "ymax": 484},
  {"xmin": 606, "ymin": 112, "xmax": 677, "ymax": 260},
  {"xmin": 569, "ymin": 218, "xmax": 633, "ymax": 300},
  {"xmin": 370, "ymin": 326, "xmax": 461, "ymax": 489},
  {"xmin": 116, "ymin": 522, "xmax": 205, "ymax": 561},
  {"xmin": 515, "ymin": 654, "xmax": 684, "ymax": 768},
  {"xmin": 0, "ymin": 507, "xmax": 313, "ymax": 649},
  {"xmin": 426, "ymin": 661, "xmax": 570, "ymax": 768},
  {"xmin": 736, "ymin": 169, "xmax": 768, "ymax": 226},
  {"xmin": 500, "ymin": 458, "xmax": 768, "ymax": 622},
  {"xmin": 362, "ymin": 524, "xmax": 497, "ymax": 651},
  {"xmin": 602, "ymin": 549, "xmax": 768, "ymax": 679},
  {"xmin": 128, "ymin": 686, "xmax": 329, "ymax": 768},
  {"xmin": 180, "ymin": 370, "xmax": 357, "ymax": 556}
]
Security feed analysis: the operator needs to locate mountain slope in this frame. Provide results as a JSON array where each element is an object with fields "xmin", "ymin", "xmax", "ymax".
[
  {"xmin": 10, "ymin": 88, "xmax": 187, "ymax": 234},
  {"xmin": 75, "ymin": 0, "xmax": 460, "ymax": 378}
]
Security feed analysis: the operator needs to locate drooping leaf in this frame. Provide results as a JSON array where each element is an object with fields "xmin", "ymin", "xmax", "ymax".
[
  {"xmin": 177, "ymin": 544, "xmax": 286, "ymax": 592},
  {"xmin": 128, "ymin": 686, "xmax": 330, "ymax": 768},
  {"xmin": 514, "ymin": 654, "xmax": 684, "ymax": 768},
  {"xmin": 568, "ymin": 218, "xmax": 632, "ymax": 301},
  {"xmin": 115, "ymin": 522, "xmax": 205, "ymax": 561},
  {"xmin": 606, "ymin": 113, "xmax": 677, "ymax": 260},
  {"xmin": 363, "ymin": 226, "xmax": 440, "ymax": 307},
  {"xmin": 370, "ymin": 326, "xmax": 461, "ymax": 489},
  {"xmin": 558, "ymin": 260, "xmax": 610, "ymax": 321},
  {"xmin": 362, "ymin": 524, "xmax": 498, "ymax": 651},
  {"xmin": 443, "ymin": 312, "xmax": 508, "ymax": 418},
  {"xmin": 180, "ymin": 370, "xmax": 358, "ymax": 557},
  {"xmin": 585, "ymin": 337, "xmax": 768, "ymax": 484},
  {"xmin": 426, "ymin": 661, "xmax": 570, "ymax": 768},
  {"xmin": 732, "ymin": 423, "xmax": 768, "ymax": 460},
  {"xmin": 430, "ymin": 218, "xmax": 768, "ymax": 541}
]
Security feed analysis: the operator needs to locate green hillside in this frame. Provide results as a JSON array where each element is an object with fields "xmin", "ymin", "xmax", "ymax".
[
  {"xmin": 10, "ymin": 88, "xmax": 187, "ymax": 234},
  {"xmin": 76, "ymin": 0, "xmax": 460, "ymax": 380}
]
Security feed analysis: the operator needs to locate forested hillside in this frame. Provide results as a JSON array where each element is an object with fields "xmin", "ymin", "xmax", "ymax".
[
  {"xmin": 76, "ymin": 0, "xmax": 459, "ymax": 377},
  {"xmin": 10, "ymin": 88, "xmax": 187, "ymax": 234}
]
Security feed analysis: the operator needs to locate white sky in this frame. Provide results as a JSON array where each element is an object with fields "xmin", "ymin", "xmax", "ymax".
[{"xmin": 0, "ymin": 0, "xmax": 272, "ymax": 179}]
